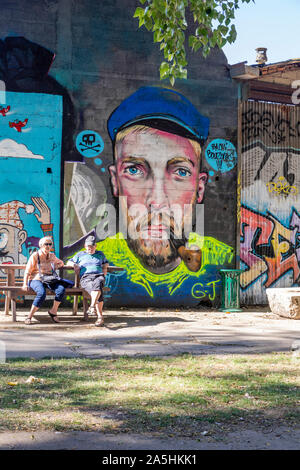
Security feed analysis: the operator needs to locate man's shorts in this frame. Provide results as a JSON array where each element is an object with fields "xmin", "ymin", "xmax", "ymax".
[{"xmin": 80, "ymin": 274, "xmax": 105, "ymax": 302}]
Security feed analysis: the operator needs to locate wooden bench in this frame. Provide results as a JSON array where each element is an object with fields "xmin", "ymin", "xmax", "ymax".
[{"xmin": 0, "ymin": 264, "xmax": 123, "ymax": 322}]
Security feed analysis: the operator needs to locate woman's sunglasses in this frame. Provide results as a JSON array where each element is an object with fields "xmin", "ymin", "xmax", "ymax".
[{"xmin": 44, "ymin": 243, "xmax": 52, "ymax": 246}]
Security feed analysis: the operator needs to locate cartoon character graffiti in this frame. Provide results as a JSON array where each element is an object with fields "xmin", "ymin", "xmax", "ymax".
[
  {"xmin": 65, "ymin": 87, "xmax": 234, "ymax": 305},
  {"xmin": 240, "ymin": 103, "xmax": 300, "ymax": 302},
  {"xmin": 240, "ymin": 205, "xmax": 300, "ymax": 290},
  {"xmin": 25, "ymin": 236, "xmax": 40, "ymax": 257},
  {"xmin": 0, "ymin": 197, "xmax": 54, "ymax": 275}
]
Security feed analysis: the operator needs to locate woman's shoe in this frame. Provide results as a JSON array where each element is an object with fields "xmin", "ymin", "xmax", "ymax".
[
  {"xmin": 95, "ymin": 317, "xmax": 104, "ymax": 327},
  {"xmin": 48, "ymin": 311, "xmax": 60, "ymax": 323},
  {"xmin": 24, "ymin": 316, "xmax": 39, "ymax": 325}
]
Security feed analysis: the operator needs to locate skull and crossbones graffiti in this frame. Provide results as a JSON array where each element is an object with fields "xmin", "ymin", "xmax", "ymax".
[{"xmin": 79, "ymin": 133, "xmax": 101, "ymax": 153}]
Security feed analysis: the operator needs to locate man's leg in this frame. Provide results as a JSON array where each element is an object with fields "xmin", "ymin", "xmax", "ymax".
[
  {"xmin": 90, "ymin": 290, "xmax": 101, "ymax": 308},
  {"xmin": 94, "ymin": 291, "xmax": 104, "ymax": 326},
  {"xmin": 95, "ymin": 300, "xmax": 103, "ymax": 318},
  {"xmin": 96, "ymin": 301, "xmax": 103, "ymax": 315}
]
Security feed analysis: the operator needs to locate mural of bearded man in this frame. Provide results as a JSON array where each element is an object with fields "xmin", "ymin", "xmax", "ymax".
[
  {"xmin": 65, "ymin": 87, "xmax": 234, "ymax": 306},
  {"xmin": 107, "ymin": 87, "xmax": 209, "ymax": 274}
]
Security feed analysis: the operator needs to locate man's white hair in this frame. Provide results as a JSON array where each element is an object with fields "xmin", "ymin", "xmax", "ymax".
[{"xmin": 39, "ymin": 236, "xmax": 53, "ymax": 248}]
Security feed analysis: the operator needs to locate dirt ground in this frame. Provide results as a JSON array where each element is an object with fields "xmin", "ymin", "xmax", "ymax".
[{"xmin": 0, "ymin": 306, "xmax": 299, "ymax": 450}]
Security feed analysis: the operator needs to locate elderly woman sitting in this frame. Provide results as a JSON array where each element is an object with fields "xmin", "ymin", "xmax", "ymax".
[{"xmin": 22, "ymin": 236, "xmax": 72, "ymax": 325}]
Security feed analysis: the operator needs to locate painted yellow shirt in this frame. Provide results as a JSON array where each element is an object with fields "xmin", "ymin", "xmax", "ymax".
[{"xmin": 96, "ymin": 232, "xmax": 234, "ymax": 298}]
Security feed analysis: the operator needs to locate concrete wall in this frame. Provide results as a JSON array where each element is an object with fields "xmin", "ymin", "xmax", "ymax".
[{"xmin": 0, "ymin": 0, "xmax": 239, "ymax": 307}]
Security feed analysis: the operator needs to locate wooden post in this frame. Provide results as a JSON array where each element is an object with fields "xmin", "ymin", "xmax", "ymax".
[
  {"xmin": 5, "ymin": 268, "xmax": 14, "ymax": 316},
  {"xmin": 72, "ymin": 271, "xmax": 80, "ymax": 316},
  {"xmin": 11, "ymin": 296, "xmax": 17, "ymax": 322},
  {"xmin": 83, "ymin": 295, "xmax": 89, "ymax": 321}
]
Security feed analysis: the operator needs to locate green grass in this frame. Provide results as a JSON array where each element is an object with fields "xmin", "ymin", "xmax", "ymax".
[{"xmin": 0, "ymin": 353, "xmax": 299, "ymax": 435}]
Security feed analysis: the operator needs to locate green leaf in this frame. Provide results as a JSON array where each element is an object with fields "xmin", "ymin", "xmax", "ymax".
[
  {"xmin": 154, "ymin": 30, "xmax": 163, "ymax": 42},
  {"xmin": 160, "ymin": 61, "xmax": 170, "ymax": 76},
  {"xmin": 194, "ymin": 41, "xmax": 202, "ymax": 52},
  {"xmin": 133, "ymin": 7, "xmax": 145, "ymax": 19},
  {"xmin": 188, "ymin": 35, "xmax": 197, "ymax": 48},
  {"xmin": 144, "ymin": 16, "xmax": 153, "ymax": 30},
  {"xmin": 133, "ymin": 0, "xmax": 255, "ymax": 85}
]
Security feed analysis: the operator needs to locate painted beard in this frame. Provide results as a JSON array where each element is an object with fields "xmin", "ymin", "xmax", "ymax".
[{"xmin": 126, "ymin": 211, "xmax": 187, "ymax": 269}]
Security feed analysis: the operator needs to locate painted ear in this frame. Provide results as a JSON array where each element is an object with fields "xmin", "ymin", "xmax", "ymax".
[
  {"xmin": 109, "ymin": 164, "xmax": 119, "ymax": 197},
  {"xmin": 18, "ymin": 230, "xmax": 27, "ymax": 253},
  {"xmin": 197, "ymin": 172, "xmax": 208, "ymax": 203}
]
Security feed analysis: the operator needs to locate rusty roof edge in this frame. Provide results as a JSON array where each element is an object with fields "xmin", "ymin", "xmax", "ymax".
[{"xmin": 230, "ymin": 58, "xmax": 300, "ymax": 76}]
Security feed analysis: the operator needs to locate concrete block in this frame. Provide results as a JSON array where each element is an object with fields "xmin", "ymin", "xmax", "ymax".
[{"xmin": 266, "ymin": 288, "xmax": 300, "ymax": 319}]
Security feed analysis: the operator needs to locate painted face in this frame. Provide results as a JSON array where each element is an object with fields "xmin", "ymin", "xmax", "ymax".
[
  {"xmin": 0, "ymin": 224, "xmax": 26, "ymax": 264},
  {"xmin": 109, "ymin": 126, "xmax": 207, "ymax": 271}
]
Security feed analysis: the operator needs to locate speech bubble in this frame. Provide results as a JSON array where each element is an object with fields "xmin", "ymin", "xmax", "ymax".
[{"xmin": 205, "ymin": 139, "xmax": 237, "ymax": 173}]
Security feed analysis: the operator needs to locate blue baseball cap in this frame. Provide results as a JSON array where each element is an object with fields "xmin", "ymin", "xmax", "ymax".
[
  {"xmin": 107, "ymin": 87, "xmax": 210, "ymax": 144},
  {"xmin": 84, "ymin": 235, "xmax": 96, "ymax": 246}
]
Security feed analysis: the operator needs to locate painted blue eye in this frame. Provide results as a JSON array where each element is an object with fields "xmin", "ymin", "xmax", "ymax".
[
  {"xmin": 125, "ymin": 166, "xmax": 143, "ymax": 176},
  {"xmin": 176, "ymin": 168, "xmax": 191, "ymax": 177}
]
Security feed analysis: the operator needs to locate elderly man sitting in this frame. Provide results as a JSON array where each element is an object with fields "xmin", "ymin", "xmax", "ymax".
[{"xmin": 67, "ymin": 236, "xmax": 108, "ymax": 326}]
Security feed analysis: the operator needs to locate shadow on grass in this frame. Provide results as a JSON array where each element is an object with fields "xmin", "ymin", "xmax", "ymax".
[{"xmin": 0, "ymin": 355, "xmax": 299, "ymax": 433}]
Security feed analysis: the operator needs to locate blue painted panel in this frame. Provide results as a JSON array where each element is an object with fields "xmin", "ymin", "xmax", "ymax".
[{"xmin": 0, "ymin": 91, "xmax": 62, "ymax": 264}]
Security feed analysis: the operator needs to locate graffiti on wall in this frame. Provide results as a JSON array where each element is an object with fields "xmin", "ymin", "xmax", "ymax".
[
  {"xmin": 65, "ymin": 87, "xmax": 234, "ymax": 306},
  {"xmin": 240, "ymin": 205, "xmax": 300, "ymax": 290},
  {"xmin": 75, "ymin": 130, "xmax": 105, "ymax": 159},
  {"xmin": 205, "ymin": 139, "xmax": 237, "ymax": 173},
  {"xmin": 0, "ymin": 91, "xmax": 62, "ymax": 275},
  {"xmin": 240, "ymin": 102, "xmax": 300, "ymax": 302},
  {"xmin": 0, "ymin": 35, "xmax": 235, "ymax": 307},
  {"xmin": 266, "ymin": 177, "xmax": 298, "ymax": 196},
  {"xmin": 242, "ymin": 107, "xmax": 300, "ymax": 145}
]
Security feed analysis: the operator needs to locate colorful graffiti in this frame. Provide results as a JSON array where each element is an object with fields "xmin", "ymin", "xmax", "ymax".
[
  {"xmin": 240, "ymin": 102, "xmax": 300, "ymax": 303},
  {"xmin": 0, "ymin": 27, "xmax": 236, "ymax": 308},
  {"xmin": 266, "ymin": 177, "xmax": 298, "ymax": 196},
  {"xmin": 205, "ymin": 139, "xmax": 237, "ymax": 173},
  {"xmin": 95, "ymin": 232, "xmax": 233, "ymax": 299},
  {"xmin": 242, "ymin": 107, "xmax": 300, "ymax": 145},
  {"xmin": 0, "ymin": 198, "xmax": 54, "ymax": 266},
  {"xmin": 66, "ymin": 87, "xmax": 234, "ymax": 306},
  {"xmin": 0, "ymin": 91, "xmax": 62, "ymax": 274},
  {"xmin": 76, "ymin": 130, "xmax": 104, "ymax": 159},
  {"xmin": 191, "ymin": 279, "xmax": 221, "ymax": 301},
  {"xmin": 240, "ymin": 205, "xmax": 300, "ymax": 289}
]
